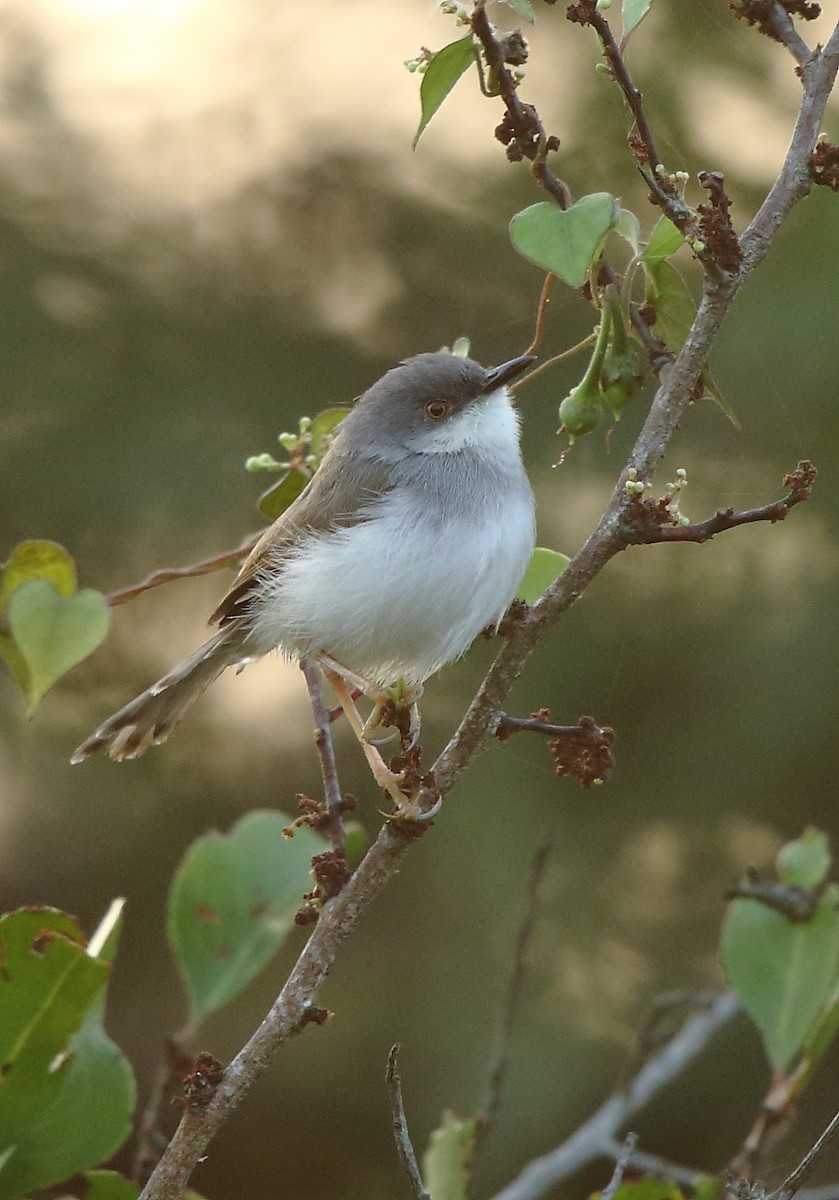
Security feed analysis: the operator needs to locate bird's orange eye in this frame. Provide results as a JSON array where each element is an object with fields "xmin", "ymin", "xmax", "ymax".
[{"xmin": 425, "ymin": 399, "xmax": 450, "ymax": 420}]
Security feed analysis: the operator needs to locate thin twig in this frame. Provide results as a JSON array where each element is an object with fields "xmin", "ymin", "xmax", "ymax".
[
  {"xmin": 475, "ymin": 842, "xmax": 551, "ymax": 1151},
  {"xmin": 602, "ymin": 1137, "xmax": 707, "ymax": 1188},
  {"xmin": 511, "ymin": 332, "xmax": 598, "ymax": 394},
  {"xmin": 387, "ymin": 1044, "xmax": 431, "ymax": 1200},
  {"xmin": 300, "ymin": 657, "xmax": 346, "ymax": 854},
  {"xmin": 522, "ymin": 274, "xmax": 556, "ymax": 357},
  {"xmin": 495, "ymin": 714, "xmax": 601, "ymax": 740},
  {"xmin": 487, "ymin": 993, "xmax": 739, "ymax": 1200},
  {"xmin": 137, "ymin": 20, "xmax": 839, "ymax": 1200},
  {"xmin": 775, "ymin": 1108, "xmax": 839, "ymax": 1200},
  {"xmin": 130, "ymin": 1037, "xmax": 193, "ymax": 1186},
  {"xmin": 470, "ymin": 2, "xmax": 571, "ymax": 208},
  {"xmin": 602, "ymin": 1133, "xmax": 640, "ymax": 1200},
  {"xmin": 586, "ymin": 8, "xmax": 728, "ymax": 280},
  {"xmin": 766, "ymin": 2, "xmax": 814, "ymax": 66},
  {"xmin": 623, "ymin": 461, "xmax": 816, "ymax": 545},
  {"xmin": 106, "ymin": 532, "xmax": 259, "ymax": 607}
]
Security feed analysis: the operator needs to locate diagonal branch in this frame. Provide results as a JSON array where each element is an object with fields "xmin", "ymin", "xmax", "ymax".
[
  {"xmin": 138, "ymin": 19, "xmax": 839, "ymax": 1200},
  {"xmin": 487, "ymin": 993, "xmax": 739, "ymax": 1200}
]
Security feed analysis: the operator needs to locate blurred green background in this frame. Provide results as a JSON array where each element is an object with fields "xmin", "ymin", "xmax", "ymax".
[{"xmin": 1, "ymin": 0, "xmax": 838, "ymax": 1196}]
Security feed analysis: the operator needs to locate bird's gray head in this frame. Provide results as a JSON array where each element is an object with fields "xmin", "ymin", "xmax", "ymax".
[{"xmin": 346, "ymin": 351, "xmax": 534, "ymax": 459}]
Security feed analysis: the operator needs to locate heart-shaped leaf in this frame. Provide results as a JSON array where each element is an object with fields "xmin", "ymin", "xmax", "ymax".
[
  {"xmin": 6, "ymin": 579, "xmax": 111, "ymax": 715},
  {"xmin": 413, "ymin": 36, "xmax": 477, "ymax": 149},
  {"xmin": 510, "ymin": 193, "xmax": 619, "ymax": 289},
  {"xmin": 0, "ymin": 541, "xmax": 83, "ymax": 698},
  {"xmin": 721, "ymin": 883, "xmax": 839, "ymax": 1072},
  {"xmin": 168, "ymin": 810, "xmax": 324, "ymax": 1028},
  {"xmin": 0, "ymin": 540, "xmax": 76, "ymax": 612},
  {"xmin": 516, "ymin": 548, "xmax": 570, "ymax": 604}
]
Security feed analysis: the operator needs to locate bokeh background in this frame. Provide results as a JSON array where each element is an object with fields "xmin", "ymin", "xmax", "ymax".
[{"xmin": 1, "ymin": 0, "xmax": 839, "ymax": 1196}]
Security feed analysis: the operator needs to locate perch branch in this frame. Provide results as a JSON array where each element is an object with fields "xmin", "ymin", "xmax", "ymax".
[
  {"xmin": 138, "ymin": 19, "xmax": 839, "ymax": 1200},
  {"xmin": 300, "ymin": 657, "xmax": 347, "ymax": 854}
]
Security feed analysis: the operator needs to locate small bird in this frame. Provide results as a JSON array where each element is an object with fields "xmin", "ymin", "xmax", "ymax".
[{"xmin": 72, "ymin": 350, "xmax": 536, "ymax": 801}]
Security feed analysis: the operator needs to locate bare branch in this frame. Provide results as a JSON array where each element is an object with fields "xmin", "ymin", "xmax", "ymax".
[
  {"xmin": 300, "ymin": 657, "xmax": 347, "ymax": 855},
  {"xmin": 487, "ymin": 992, "xmax": 739, "ymax": 1200},
  {"xmin": 622, "ymin": 461, "xmax": 816, "ymax": 545},
  {"xmin": 106, "ymin": 532, "xmax": 259, "ymax": 608},
  {"xmin": 740, "ymin": 21, "xmax": 839, "ymax": 271},
  {"xmin": 470, "ymin": 1, "xmax": 571, "ymax": 207},
  {"xmin": 387, "ymin": 1044, "xmax": 431, "ymax": 1200},
  {"xmin": 602, "ymin": 1133, "xmax": 640, "ymax": 1200},
  {"xmin": 730, "ymin": 1, "xmax": 817, "ymax": 66},
  {"xmin": 602, "ymin": 1137, "xmax": 708, "ymax": 1189},
  {"xmin": 774, "ymin": 1108, "xmax": 839, "ymax": 1200}
]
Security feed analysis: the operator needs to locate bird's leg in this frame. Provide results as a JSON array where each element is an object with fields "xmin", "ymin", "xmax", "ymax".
[{"xmin": 321, "ymin": 666, "xmax": 416, "ymax": 810}]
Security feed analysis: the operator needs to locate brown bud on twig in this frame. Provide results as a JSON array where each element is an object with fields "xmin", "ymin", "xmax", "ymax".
[{"xmin": 809, "ymin": 140, "xmax": 839, "ymax": 191}]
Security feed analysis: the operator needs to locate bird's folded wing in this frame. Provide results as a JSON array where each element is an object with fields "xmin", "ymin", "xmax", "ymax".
[{"xmin": 210, "ymin": 448, "xmax": 395, "ymax": 626}]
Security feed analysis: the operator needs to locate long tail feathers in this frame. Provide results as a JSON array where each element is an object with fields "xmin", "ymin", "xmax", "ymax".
[{"xmin": 71, "ymin": 628, "xmax": 250, "ymax": 764}]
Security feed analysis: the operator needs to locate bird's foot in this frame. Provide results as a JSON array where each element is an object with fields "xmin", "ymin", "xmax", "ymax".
[{"xmin": 361, "ymin": 681, "xmax": 423, "ymax": 751}]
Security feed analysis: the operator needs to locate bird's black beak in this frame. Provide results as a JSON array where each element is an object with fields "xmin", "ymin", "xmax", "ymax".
[{"xmin": 482, "ymin": 354, "xmax": 537, "ymax": 393}]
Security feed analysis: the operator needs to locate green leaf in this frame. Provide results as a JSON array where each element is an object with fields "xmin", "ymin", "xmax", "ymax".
[
  {"xmin": 500, "ymin": 0, "xmax": 535, "ymax": 21},
  {"xmin": 510, "ymin": 193, "xmax": 620, "ymax": 289},
  {"xmin": 0, "ymin": 540, "xmax": 82, "ymax": 700},
  {"xmin": 413, "ymin": 36, "xmax": 477, "ymax": 149},
  {"xmin": 601, "ymin": 1183, "xmax": 684, "ymax": 1200},
  {"xmin": 0, "ymin": 540, "xmax": 77, "ymax": 613},
  {"xmin": 0, "ymin": 903, "xmax": 136, "ymax": 1198},
  {"xmin": 721, "ymin": 884, "xmax": 839, "ymax": 1072},
  {"xmin": 622, "ymin": 0, "xmax": 654, "ymax": 39},
  {"xmin": 641, "ymin": 217, "xmax": 685, "ymax": 265},
  {"xmin": 422, "ymin": 1110, "xmax": 477, "ymax": 1200},
  {"xmin": 0, "ymin": 908, "xmax": 114, "ymax": 1199},
  {"xmin": 6, "ymin": 579, "xmax": 111, "ymax": 715},
  {"xmin": 167, "ymin": 810, "xmax": 324, "ymax": 1028},
  {"xmin": 778, "ymin": 828, "xmax": 831, "ymax": 889},
  {"xmin": 516, "ymin": 548, "xmax": 571, "ymax": 604},
  {"xmin": 63, "ymin": 1171, "xmax": 208, "ymax": 1200},
  {"xmin": 614, "ymin": 208, "xmax": 641, "ymax": 254},
  {"xmin": 700, "ymin": 367, "xmax": 740, "ymax": 430},
  {"xmin": 343, "ymin": 821, "xmax": 369, "ymax": 865},
  {"xmin": 800, "ymin": 974, "xmax": 839, "ymax": 1084},
  {"xmin": 259, "ymin": 466, "xmax": 310, "ymax": 521},
  {"xmin": 642, "ymin": 259, "xmax": 696, "ymax": 353},
  {"xmin": 310, "ymin": 407, "xmax": 350, "ymax": 460}
]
